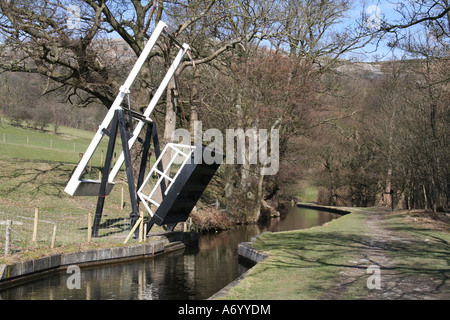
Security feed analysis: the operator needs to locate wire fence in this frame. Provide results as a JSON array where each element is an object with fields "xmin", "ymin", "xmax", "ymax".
[
  {"xmin": 0, "ymin": 132, "xmax": 164, "ymax": 257},
  {"xmin": 1, "ymin": 132, "xmax": 119, "ymax": 154},
  {"xmin": 0, "ymin": 205, "xmax": 135, "ymax": 257}
]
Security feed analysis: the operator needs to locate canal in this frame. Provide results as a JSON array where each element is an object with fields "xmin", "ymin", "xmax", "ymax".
[{"xmin": 0, "ymin": 205, "xmax": 340, "ymax": 300}]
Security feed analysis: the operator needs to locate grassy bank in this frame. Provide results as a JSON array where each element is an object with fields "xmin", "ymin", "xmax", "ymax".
[
  {"xmin": 219, "ymin": 208, "xmax": 371, "ymax": 299},
  {"xmin": 298, "ymin": 184, "xmax": 318, "ymax": 203},
  {"xmin": 218, "ymin": 207, "xmax": 449, "ymax": 299},
  {"xmin": 0, "ymin": 154, "xmax": 157, "ymax": 263},
  {"xmin": 0, "ymin": 123, "xmax": 164, "ymax": 261},
  {"xmin": 0, "ymin": 122, "xmax": 114, "ymax": 163}
]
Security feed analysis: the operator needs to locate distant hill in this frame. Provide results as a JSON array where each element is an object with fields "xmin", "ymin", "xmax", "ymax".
[{"xmin": 336, "ymin": 61, "xmax": 383, "ymax": 78}]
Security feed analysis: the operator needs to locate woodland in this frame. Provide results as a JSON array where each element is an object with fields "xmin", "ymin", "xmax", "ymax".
[{"xmin": 0, "ymin": 1, "xmax": 448, "ymax": 227}]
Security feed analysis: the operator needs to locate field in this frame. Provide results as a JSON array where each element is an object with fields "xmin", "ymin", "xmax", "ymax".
[{"xmin": 0, "ymin": 121, "xmax": 164, "ymax": 260}]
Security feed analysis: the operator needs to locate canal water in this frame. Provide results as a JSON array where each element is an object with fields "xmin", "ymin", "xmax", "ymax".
[{"xmin": 0, "ymin": 206, "xmax": 340, "ymax": 300}]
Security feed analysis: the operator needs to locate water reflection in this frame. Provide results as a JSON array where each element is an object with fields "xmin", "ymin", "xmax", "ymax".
[
  {"xmin": 259, "ymin": 207, "xmax": 339, "ymax": 233},
  {"xmin": 0, "ymin": 206, "xmax": 339, "ymax": 300}
]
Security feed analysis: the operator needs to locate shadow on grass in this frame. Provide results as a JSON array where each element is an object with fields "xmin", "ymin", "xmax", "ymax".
[
  {"xmin": 381, "ymin": 213, "xmax": 449, "ymax": 245},
  {"xmin": 79, "ymin": 217, "xmax": 130, "ymax": 238},
  {"xmin": 257, "ymin": 229, "xmax": 449, "ymax": 272},
  {"xmin": 249, "ymin": 228, "xmax": 449, "ymax": 298},
  {"xmin": 0, "ymin": 159, "xmax": 69, "ymax": 198}
]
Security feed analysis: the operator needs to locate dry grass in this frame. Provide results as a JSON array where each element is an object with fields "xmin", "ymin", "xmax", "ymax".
[
  {"xmin": 398, "ymin": 209, "xmax": 450, "ymax": 233},
  {"xmin": 191, "ymin": 206, "xmax": 231, "ymax": 232}
]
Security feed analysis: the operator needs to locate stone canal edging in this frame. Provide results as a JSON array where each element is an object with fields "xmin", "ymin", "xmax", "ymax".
[
  {"xmin": 237, "ymin": 241, "xmax": 268, "ymax": 265},
  {"xmin": 296, "ymin": 202, "xmax": 351, "ymax": 215},
  {"xmin": 0, "ymin": 231, "xmax": 198, "ymax": 289},
  {"xmin": 209, "ymin": 233, "xmax": 269, "ymax": 299},
  {"xmin": 237, "ymin": 232, "xmax": 270, "ymax": 265}
]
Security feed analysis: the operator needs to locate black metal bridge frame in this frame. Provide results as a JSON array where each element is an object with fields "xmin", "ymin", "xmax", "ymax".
[{"xmin": 91, "ymin": 108, "xmax": 165, "ymax": 238}]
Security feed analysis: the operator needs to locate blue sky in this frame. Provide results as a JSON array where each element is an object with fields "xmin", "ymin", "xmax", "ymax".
[
  {"xmin": 343, "ymin": 0, "xmax": 407, "ymax": 62},
  {"xmin": 35, "ymin": 0, "xmax": 425, "ymax": 63}
]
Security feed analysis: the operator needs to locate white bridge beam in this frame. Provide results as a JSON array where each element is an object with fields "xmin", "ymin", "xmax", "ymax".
[{"xmin": 65, "ymin": 21, "xmax": 189, "ymax": 196}]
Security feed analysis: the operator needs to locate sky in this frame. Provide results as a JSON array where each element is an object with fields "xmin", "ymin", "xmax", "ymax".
[
  {"xmin": 343, "ymin": 0, "xmax": 408, "ymax": 62},
  {"xmin": 0, "ymin": 1, "xmax": 422, "ymax": 63}
]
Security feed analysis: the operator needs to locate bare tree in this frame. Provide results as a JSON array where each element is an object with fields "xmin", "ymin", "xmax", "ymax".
[
  {"xmin": 381, "ymin": 0, "xmax": 450, "ymax": 36},
  {"xmin": 0, "ymin": 1, "xmax": 259, "ymax": 123},
  {"xmin": 269, "ymin": 0, "xmax": 373, "ymax": 68}
]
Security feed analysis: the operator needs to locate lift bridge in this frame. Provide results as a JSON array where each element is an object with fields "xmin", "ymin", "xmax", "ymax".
[{"xmin": 65, "ymin": 21, "xmax": 222, "ymax": 238}]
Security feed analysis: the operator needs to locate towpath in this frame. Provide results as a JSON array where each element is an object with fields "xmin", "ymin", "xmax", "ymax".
[{"xmin": 320, "ymin": 208, "xmax": 449, "ymax": 299}]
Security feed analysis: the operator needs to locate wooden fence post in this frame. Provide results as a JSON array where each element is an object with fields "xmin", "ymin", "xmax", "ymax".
[
  {"xmin": 139, "ymin": 211, "xmax": 144, "ymax": 243},
  {"xmin": 51, "ymin": 225, "xmax": 57, "ymax": 249},
  {"xmin": 32, "ymin": 207, "xmax": 39, "ymax": 246},
  {"xmin": 87, "ymin": 212, "xmax": 92, "ymax": 242},
  {"xmin": 123, "ymin": 217, "xmax": 143, "ymax": 244},
  {"xmin": 1, "ymin": 220, "xmax": 24, "ymax": 255},
  {"xmin": 4, "ymin": 220, "xmax": 11, "ymax": 255}
]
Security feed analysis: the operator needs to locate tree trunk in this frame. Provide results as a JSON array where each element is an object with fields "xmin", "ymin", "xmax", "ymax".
[
  {"xmin": 189, "ymin": 71, "xmax": 200, "ymax": 139},
  {"xmin": 423, "ymin": 185, "xmax": 429, "ymax": 210},
  {"xmin": 381, "ymin": 97, "xmax": 396, "ymax": 210},
  {"xmin": 252, "ymin": 169, "xmax": 265, "ymax": 221},
  {"xmin": 152, "ymin": 75, "xmax": 178, "ymax": 206},
  {"xmin": 383, "ymin": 166, "xmax": 393, "ymax": 210},
  {"xmin": 163, "ymin": 76, "xmax": 178, "ymax": 145}
]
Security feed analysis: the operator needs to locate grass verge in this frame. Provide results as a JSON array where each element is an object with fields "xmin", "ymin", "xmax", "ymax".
[
  {"xmin": 0, "ymin": 123, "xmax": 166, "ymax": 262},
  {"xmin": 219, "ymin": 209, "xmax": 371, "ymax": 299},
  {"xmin": 380, "ymin": 211, "xmax": 450, "ymax": 279},
  {"xmin": 218, "ymin": 208, "xmax": 449, "ymax": 300}
]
